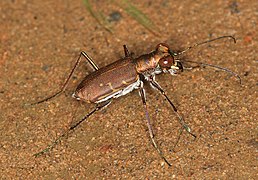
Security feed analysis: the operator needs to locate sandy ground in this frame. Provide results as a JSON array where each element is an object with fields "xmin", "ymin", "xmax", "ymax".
[{"xmin": 0, "ymin": 0, "xmax": 257, "ymax": 179}]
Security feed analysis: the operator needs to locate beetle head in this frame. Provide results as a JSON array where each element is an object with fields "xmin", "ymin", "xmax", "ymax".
[{"xmin": 156, "ymin": 43, "xmax": 183, "ymax": 75}]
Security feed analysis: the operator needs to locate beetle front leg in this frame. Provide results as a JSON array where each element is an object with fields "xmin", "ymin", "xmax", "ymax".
[
  {"xmin": 149, "ymin": 76, "xmax": 196, "ymax": 139},
  {"xmin": 139, "ymin": 84, "xmax": 171, "ymax": 166}
]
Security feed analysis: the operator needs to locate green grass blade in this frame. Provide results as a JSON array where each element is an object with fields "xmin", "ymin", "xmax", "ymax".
[
  {"xmin": 82, "ymin": 0, "xmax": 113, "ymax": 33},
  {"xmin": 118, "ymin": 0, "xmax": 160, "ymax": 36}
]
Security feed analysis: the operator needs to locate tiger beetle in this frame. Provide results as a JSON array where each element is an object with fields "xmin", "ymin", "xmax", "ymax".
[{"xmin": 33, "ymin": 36, "xmax": 241, "ymax": 166}]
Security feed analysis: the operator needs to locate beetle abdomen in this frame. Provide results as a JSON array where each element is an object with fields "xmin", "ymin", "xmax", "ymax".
[{"xmin": 74, "ymin": 57, "xmax": 139, "ymax": 103}]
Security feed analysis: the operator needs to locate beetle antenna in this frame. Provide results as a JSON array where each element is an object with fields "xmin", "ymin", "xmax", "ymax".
[
  {"xmin": 183, "ymin": 60, "xmax": 242, "ymax": 84},
  {"xmin": 173, "ymin": 35, "xmax": 236, "ymax": 56}
]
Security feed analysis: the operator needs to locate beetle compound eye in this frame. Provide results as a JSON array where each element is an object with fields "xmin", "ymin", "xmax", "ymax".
[{"xmin": 158, "ymin": 56, "xmax": 174, "ymax": 68}]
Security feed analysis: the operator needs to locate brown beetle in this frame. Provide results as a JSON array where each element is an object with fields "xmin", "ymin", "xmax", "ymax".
[{"xmin": 33, "ymin": 36, "xmax": 240, "ymax": 166}]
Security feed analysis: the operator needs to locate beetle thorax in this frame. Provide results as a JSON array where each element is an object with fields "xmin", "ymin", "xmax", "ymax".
[{"xmin": 135, "ymin": 51, "xmax": 169, "ymax": 74}]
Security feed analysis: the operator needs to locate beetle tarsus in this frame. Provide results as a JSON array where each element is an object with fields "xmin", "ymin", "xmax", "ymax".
[
  {"xmin": 34, "ymin": 100, "xmax": 111, "ymax": 157},
  {"xmin": 149, "ymin": 76, "xmax": 196, "ymax": 139},
  {"xmin": 139, "ymin": 86, "xmax": 171, "ymax": 166}
]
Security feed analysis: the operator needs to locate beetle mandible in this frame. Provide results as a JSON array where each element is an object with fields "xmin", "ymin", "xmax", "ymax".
[{"xmin": 33, "ymin": 36, "xmax": 240, "ymax": 166}]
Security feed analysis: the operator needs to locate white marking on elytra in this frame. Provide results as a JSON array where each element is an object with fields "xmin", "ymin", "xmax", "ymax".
[{"xmin": 96, "ymin": 79, "xmax": 141, "ymax": 103}]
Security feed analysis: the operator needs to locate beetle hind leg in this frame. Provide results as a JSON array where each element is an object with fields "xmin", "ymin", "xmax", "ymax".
[
  {"xmin": 81, "ymin": 51, "xmax": 99, "ymax": 71},
  {"xmin": 33, "ymin": 99, "xmax": 112, "ymax": 157},
  {"xmin": 31, "ymin": 51, "xmax": 100, "ymax": 105}
]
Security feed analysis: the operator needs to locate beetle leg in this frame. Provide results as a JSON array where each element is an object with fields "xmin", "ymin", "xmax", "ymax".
[
  {"xmin": 149, "ymin": 76, "xmax": 196, "ymax": 139},
  {"xmin": 81, "ymin": 51, "xmax": 99, "ymax": 71},
  {"xmin": 139, "ymin": 85, "xmax": 171, "ymax": 166},
  {"xmin": 31, "ymin": 51, "xmax": 99, "ymax": 105},
  {"xmin": 34, "ymin": 99, "xmax": 112, "ymax": 157},
  {"xmin": 69, "ymin": 100, "xmax": 111, "ymax": 131}
]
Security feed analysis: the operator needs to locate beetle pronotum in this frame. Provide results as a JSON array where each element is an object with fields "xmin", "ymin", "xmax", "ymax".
[{"xmin": 33, "ymin": 36, "xmax": 241, "ymax": 166}]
